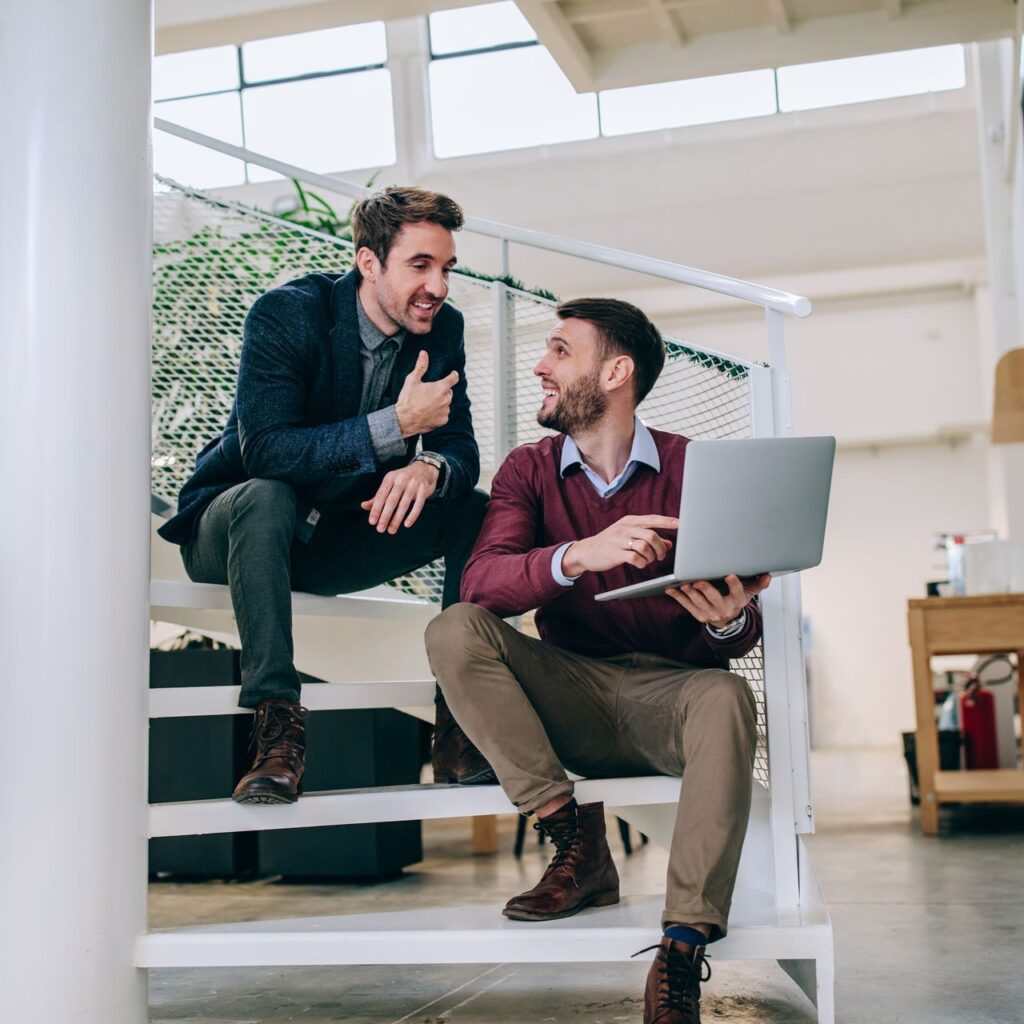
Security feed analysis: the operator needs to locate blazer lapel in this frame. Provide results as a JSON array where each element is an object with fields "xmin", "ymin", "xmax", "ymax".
[{"xmin": 328, "ymin": 270, "xmax": 364, "ymax": 421}]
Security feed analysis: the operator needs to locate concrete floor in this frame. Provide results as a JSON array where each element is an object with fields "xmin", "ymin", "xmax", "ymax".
[{"xmin": 149, "ymin": 749, "xmax": 1024, "ymax": 1023}]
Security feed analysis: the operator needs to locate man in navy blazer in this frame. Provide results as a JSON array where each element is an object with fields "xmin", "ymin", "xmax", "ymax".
[{"xmin": 158, "ymin": 186, "xmax": 493, "ymax": 803}]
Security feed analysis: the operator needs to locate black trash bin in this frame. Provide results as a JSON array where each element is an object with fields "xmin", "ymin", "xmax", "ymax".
[
  {"xmin": 149, "ymin": 651, "xmax": 424, "ymax": 880},
  {"xmin": 149, "ymin": 646, "xmax": 258, "ymax": 877},
  {"xmin": 257, "ymin": 700, "xmax": 423, "ymax": 880},
  {"xmin": 901, "ymin": 729, "xmax": 962, "ymax": 806}
]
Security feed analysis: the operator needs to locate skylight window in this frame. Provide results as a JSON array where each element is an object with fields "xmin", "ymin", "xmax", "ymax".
[
  {"xmin": 429, "ymin": 1, "xmax": 537, "ymax": 56},
  {"xmin": 777, "ymin": 45, "xmax": 966, "ymax": 112}
]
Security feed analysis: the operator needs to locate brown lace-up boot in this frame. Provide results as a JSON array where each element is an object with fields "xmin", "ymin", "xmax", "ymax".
[
  {"xmin": 232, "ymin": 698, "xmax": 307, "ymax": 804},
  {"xmin": 637, "ymin": 937, "xmax": 711, "ymax": 1024},
  {"xmin": 432, "ymin": 691, "xmax": 497, "ymax": 785},
  {"xmin": 503, "ymin": 801, "xmax": 620, "ymax": 921}
]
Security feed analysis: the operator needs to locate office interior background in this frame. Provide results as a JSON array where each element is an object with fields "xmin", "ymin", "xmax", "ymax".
[{"xmin": 3, "ymin": 1, "xmax": 1023, "ymax": 1022}]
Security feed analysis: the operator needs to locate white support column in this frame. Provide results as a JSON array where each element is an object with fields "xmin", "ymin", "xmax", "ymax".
[
  {"xmin": 974, "ymin": 40, "xmax": 1024, "ymax": 545},
  {"xmin": 0, "ymin": 2, "xmax": 152, "ymax": 1022},
  {"xmin": 386, "ymin": 17, "xmax": 434, "ymax": 182}
]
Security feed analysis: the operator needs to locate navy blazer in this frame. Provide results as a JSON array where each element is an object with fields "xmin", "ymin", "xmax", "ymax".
[{"xmin": 158, "ymin": 269, "xmax": 480, "ymax": 546}]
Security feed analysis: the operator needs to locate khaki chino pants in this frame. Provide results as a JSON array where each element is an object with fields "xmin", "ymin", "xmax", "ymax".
[{"xmin": 425, "ymin": 602, "xmax": 758, "ymax": 937}]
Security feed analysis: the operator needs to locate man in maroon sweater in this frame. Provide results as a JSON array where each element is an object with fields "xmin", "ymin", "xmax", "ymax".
[{"xmin": 425, "ymin": 297, "xmax": 770, "ymax": 1024}]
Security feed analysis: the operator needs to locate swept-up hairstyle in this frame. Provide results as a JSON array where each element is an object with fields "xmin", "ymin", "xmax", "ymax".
[
  {"xmin": 351, "ymin": 186, "xmax": 464, "ymax": 267},
  {"xmin": 556, "ymin": 297, "xmax": 666, "ymax": 403}
]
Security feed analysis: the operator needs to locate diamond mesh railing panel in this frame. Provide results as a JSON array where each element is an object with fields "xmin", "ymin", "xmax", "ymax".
[{"xmin": 151, "ymin": 177, "xmax": 767, "ymax": 786}]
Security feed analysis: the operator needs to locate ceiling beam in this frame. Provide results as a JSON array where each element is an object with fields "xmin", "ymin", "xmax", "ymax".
[
  {"xmin": 588, "ymin": 3, "xmax": 1014, "ymax": 91},
  {"xmin": 518, "ymin": 0, "xmax": 596, "ymax": 92},
  {"xmin": 767, "ymin": 0, "xmax": 791, "ymax": 34},
  {"xmin": 562, "ymin": 0, "xmax": 634, "ymax": 25},
  {"xmin": 647, "ymin": 0, "xmax": 686, "ymax": 47},
  {"xmin": 665, "ymin": 0, "xmax": 733, "ymax": 10},
  {"xmin": 156, "ymin": 0, "xmax": 479, "ymax": 54}
]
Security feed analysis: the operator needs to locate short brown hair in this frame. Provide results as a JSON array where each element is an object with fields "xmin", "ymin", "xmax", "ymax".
[
  {"xmin": 351, "ymin": 186, "xmax": 464, "ymax": 267},
  {"xmin": 556, "ymin": 297, "xmax": 666, "ymax": 404}
]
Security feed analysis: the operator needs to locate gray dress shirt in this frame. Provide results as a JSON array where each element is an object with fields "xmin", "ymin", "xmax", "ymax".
[{"xmin": 313, "ymin": 294, "xmax": 448, "ymax": 509}]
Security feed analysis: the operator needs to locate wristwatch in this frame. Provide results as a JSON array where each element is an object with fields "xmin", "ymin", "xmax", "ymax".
[{"xmin": 413, "ymin": 451, "xmax": 446, "ymax": 487}]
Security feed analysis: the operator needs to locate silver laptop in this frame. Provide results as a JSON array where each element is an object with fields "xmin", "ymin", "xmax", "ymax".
[{"xmin": 595, "ymin": 436, "xmax": 835, "ymax": 602}]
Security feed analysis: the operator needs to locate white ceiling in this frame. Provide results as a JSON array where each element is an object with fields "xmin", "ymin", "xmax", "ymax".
[{"xmin": 157, "ymin": 0, "xmax": 1017, "ymax": 89}]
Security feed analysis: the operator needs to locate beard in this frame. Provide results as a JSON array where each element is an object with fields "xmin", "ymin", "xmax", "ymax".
[
  {"xmin": 537, "ymin": 367, "xmax": 607, "ymax": 434},
  {"xmin": 376, "ymin": 276, "xmax": 436, "ymax": 336}
]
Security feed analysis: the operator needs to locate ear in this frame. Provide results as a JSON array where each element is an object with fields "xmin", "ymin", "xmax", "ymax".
[
  {"xmin": 603, "ymin": 354, "xmax": 635, "ymax": 395},
  {"xmin": 355, "ymin": 246, "xmax": 380, "ymax": 283}
]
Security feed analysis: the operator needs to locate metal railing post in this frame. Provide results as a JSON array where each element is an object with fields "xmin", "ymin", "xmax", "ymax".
[
  {"xmin": 756, "ymin": 310, "xmax": 816, "ymax": 910},
  {"xmin": 491, "ymin": 280, "xmax": 515, "ymax": 462}
]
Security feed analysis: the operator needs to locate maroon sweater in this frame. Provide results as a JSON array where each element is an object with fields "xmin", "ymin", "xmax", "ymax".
[{"xmin": 461, "ymin": 428, "xmax": 761, "ymax": 667}]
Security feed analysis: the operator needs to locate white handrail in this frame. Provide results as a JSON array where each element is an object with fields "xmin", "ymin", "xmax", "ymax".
[{"xmin": 154, "ymin": 118, "xmax": 812, "ymax": 319}]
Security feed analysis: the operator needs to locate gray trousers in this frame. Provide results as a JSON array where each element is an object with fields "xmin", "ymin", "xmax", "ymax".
[
  {"xmin": 425, "ymin": 602, "xmax": 757, "ymax": 937},
  {"xmin": 182, "ymin": 479, "xmax": 488, "ymax": 707}
]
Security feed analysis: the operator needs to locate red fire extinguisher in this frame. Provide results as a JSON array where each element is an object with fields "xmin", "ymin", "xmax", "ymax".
[{"xmin": 959, "ymin": 679, "xmax": 999, "ymax": 770}]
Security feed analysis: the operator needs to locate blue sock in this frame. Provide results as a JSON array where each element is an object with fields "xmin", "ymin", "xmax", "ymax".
[{"xmin": 664, "ymin": 924, "xmax": 708, "ymax": 948}]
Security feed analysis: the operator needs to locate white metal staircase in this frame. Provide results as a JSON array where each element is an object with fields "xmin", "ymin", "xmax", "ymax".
[{"xmin": 144, "ymin": 121, "xmax": 833, "ymax": 1022}]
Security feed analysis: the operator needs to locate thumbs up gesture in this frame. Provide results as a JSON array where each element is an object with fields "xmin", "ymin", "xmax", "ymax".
[{"xmin": 395, "ymin": 350, "xmax": 459, "ymax": 438}]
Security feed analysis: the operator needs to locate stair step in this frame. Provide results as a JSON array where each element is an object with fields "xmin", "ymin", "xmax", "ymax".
[
  {"xmin": 136, "ymin": 892, "xmax": 831, "ymax": 968},
  {"xmin": 149, "ymin": 776, "xmax": 682, "ymax": 838},
  {"xmin": 149, "ymin": 680, "xmax": 434, "ymax": 718},
  {"xmin": 151, "ymin": 579, "xmax": 434, "ymax": 620}
]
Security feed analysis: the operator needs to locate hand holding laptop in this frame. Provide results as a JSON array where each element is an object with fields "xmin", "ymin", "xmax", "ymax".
[
  {"xmin": 595, "ymin": 436, "xmax": 835, "ymax": 602},
  {"xmin": 665, "ymin": 573, "xmax": 771, "ymax": 630},
  {"xmin": 561, "ymin": 514, "xmax": 678, "ymax": 577}
]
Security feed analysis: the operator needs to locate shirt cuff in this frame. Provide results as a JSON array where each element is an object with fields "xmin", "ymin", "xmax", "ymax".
[
  {"xmin": 367, "ymin": 406, "xmax": 407, "ymax": 464},
  {"xmin": 551, "ymin": 542, "xmax": 582, "ymax": 586},
  {"xmin": 705, "ymin": 608, "xmax": 747, "ymax": 640}
]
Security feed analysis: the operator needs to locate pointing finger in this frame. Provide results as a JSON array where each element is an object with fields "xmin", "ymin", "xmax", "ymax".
[{"xmin": 631, "ymin": 516, "xmax": 678, "ymax": 530}]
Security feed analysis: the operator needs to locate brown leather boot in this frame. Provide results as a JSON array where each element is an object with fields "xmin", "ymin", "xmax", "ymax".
[
  {"xmin": 432, "ymin": 691, "xmax": 497, "ymax": 785},
  {"xmin": 232, "ymin": 698, "xmax": 307, "ymax": 804},
  {"xmin": 638, "ymin": 937, "xmax": 711, "ymax": 1024},
  {"xmin": 502, "ymin": 801, "xmax": 620, "ymax": 921}
]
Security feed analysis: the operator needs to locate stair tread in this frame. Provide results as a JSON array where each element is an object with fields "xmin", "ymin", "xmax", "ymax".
[
  {"xmin": 151, "ymin": 579, "xmax": 434, "ymax": 620},
  {"xmin": 137, "ymin": 893, "xmax": 832, "ymax": 968},
  {"xmin": 149, "ymin": 679, "xmax": 435, "ymax": 717},
  {"xmin": 149, "ymin": 776, "xmax": 684, "ymax": 838}
]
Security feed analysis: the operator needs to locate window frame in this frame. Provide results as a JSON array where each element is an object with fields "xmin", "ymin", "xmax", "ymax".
[{"xmin": 154, "ymin": 32, "xmax": 391, "ymax": 184}]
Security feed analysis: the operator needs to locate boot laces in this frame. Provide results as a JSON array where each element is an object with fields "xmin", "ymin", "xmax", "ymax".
[
  {"xmin": 533, "ymin": 815, "xmax": 585, "ymax": 882},
  {"xmin": 250, "ymin": 702, "xmax": 308, "ymax": 770},
  {"xmin": 632, "ymin": 944, "xmax": 712, "ymax": 1015}
]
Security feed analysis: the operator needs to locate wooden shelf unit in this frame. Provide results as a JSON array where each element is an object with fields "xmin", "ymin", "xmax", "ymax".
[{"xmin": 907, "ymin": 594, "xmax": 1024, "ymax": 834}]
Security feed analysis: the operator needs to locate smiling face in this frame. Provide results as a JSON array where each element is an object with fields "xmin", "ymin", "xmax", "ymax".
[
  {"xmin": 533, "ymin": 317, "xmax": 609, "ymax": 434},
  {"xmin": 357, "ymin": 220, "xmax": 457, "ymax": 335}
]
